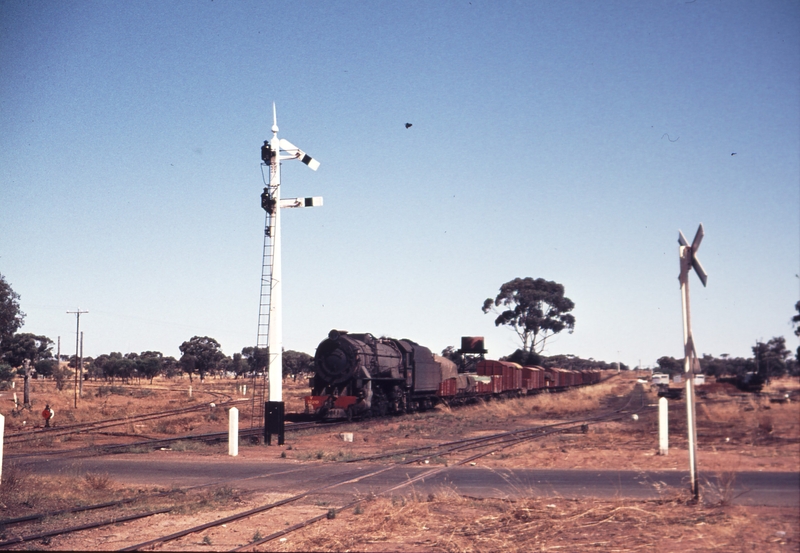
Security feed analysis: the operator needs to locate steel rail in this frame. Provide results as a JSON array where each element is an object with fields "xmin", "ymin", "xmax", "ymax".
[
  {"xmin": 5, "ymin": 399, "xmax": 243, "ymax": 444},
  {"xmin": 0, "ymin": 465, "xmax": 321, "ymax": 534},
  {"xmin": 0, "ymin": 508, "xmax": 172, "ymax": 548},
  {"xmin": 118, "ymin": 462, "xmax": 415, "ymax": 551},
  {"xmin": 3, "ymin": 418, "xmax": 338, "ymax": 461},
  {"xmin": 119, "ymin": 385, "xmax": 647, "ymax": 551},
  {"xmin": 348, "ymin": 385, "xmax": 642, "ymax": 464},
  {"xmin": 235, "ymin": 398, "xmax": 648, "ymax": 552}
]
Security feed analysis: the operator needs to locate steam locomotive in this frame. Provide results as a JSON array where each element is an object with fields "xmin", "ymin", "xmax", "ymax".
[{"xmin": 304, "ymin": 330, "xmax": 600, "ymax": 420}]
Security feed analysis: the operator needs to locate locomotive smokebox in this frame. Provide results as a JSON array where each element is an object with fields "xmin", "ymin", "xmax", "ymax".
[{"xmin": 315, "ymin": 338, "xmax": 356, "ymax": 385}]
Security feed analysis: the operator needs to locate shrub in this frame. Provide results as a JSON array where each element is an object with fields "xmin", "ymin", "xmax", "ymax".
[{"xmin": 84, "ymin": 472, "xmax": 113, "ymax": 490}]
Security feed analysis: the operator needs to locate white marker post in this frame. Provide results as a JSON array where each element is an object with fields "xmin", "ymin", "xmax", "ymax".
[
  {"xmin": 0, "ymin": 413, "xmax": 4, "ymax": 483},
  {"xmin": 678, "ymin": 223, "xmax": 708, "ymax": 501},
  {"xmin": 659, "ymin": 397, "xmax": 669, "ymax": 455},
  {"xmin": 258, "ymin": 104, "xmax": 320, "ymax": 446},
  {"xmin": 228, "ymin": 407, "xmax": 239, "ymax": 457}
]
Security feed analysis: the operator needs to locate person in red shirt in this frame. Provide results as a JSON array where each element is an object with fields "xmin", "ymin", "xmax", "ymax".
[{"xmin": 42, "ymin": 404, "xmax": 54, "ymax": 427}]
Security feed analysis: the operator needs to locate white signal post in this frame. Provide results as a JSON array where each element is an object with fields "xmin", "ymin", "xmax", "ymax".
[
  {"xmin": 259, "ymin": 103, "xmax": 320, "ymax": 415},
  {"xmin": 678, "ymin": 223, "xmax": 708, "ymax": 501}
]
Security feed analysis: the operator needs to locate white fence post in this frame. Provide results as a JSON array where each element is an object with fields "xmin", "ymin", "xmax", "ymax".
[
  {"xmin": 228, "ymin": 407, "xmax": 239, "ymax": 457},
  {"xmin": 0, "ymin": 413, "xmax": 5, "ymax": 482},
  {"xmin": 659, "ymin": 397, "xmax": 669, "ymax": 455},
  {"xmin": 188, "ymin": 385, "xmax": 193, "ymax": 398}
]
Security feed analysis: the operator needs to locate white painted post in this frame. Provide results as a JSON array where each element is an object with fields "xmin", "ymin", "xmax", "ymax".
[
  {"xmin": 13, "ymin": 392, "xmax": 17, "ymax": 407},
  {"xmin": 659, "ymin": 397, "xmax": 669, "ymax": 455},
  {"xmin": 678, "ymin": 224, "xmax": 707, "ymax": 501},
  {"xmin": 228, "ymin": 407, "xmax": 239, "ymax": 457},
  {"xmin": 242, "ymin": 384, "xmax": 246, "ymax": 396},
  {"xmin": 0, "ymin": 413, "xmax": 4, "ymax": 483},
  {"xmin": 680, "ymin": 244, "xmax": 699, "ymax": 497},
  {"xmin": 188, "ymin": 385, "xmax": 193, "ymax": 398},
  {"xmin": 267, "ymin": 115, "xmax": 283, "ymax": 403}
]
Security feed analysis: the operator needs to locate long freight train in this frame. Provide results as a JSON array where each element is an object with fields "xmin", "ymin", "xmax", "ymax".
[{"xmin": 304, "ymin": 330, "xmax": 600, "ymax": 420}]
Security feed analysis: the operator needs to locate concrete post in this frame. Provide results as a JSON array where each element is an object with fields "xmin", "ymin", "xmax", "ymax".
[
  {"xmin": 0, "ymin": 414, "xmax": 4, "ymax": 483},
  {"xmin": 189, "ymin": 385, "xmax": 193, "ymax": 398},
  {"xmin": 659, "ymin": 397, "xmax": 669, "ymax": 455},
  {"xmin": 228, "ymin": 407, "xmax": 239, "ymax": 457}
]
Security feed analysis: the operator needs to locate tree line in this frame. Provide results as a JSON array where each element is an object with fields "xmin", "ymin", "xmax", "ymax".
[
  {"xmin": 2, "ymin": 272, "xmax": 798, "ymax": 393},
  {"xmin": 0, "ymin": 334, "xmax": 315, "ymax": 387},
  {"xmin": 479, "ymin": 277, "xmax": 799, "ymax": 379},
  {"xmin": 656, "ymin": 336, "xmax": 797, "ymax": 379},
  {"xmin": 0, "ymin": 273, "xmax": 313, "ymax": 392}
]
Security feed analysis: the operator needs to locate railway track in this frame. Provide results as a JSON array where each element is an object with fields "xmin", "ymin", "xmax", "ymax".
[
  {"xmin": 4, "ymin": 413, "xmax": 344, "ymax": 462},
  {"xmin": 112, "ymin": 384, "xmax": 649, "ymax": 551},
  {"xmin": 1, "ymin": 383, "xmax": 644, "ymax": 549},
  {"xmin": 3, "ymin": 398, "xmax": 243, "ymax": 446}
]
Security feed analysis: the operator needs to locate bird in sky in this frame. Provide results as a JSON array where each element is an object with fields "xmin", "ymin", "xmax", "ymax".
[{"xmin": 405, "ymin": 123, "xmax": 412, "ymax": 129}]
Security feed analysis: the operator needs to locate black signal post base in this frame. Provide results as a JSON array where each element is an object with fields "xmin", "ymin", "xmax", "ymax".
[{"xmin": 265, "ymin": 401, "xmax": 285, "ymax": 445}]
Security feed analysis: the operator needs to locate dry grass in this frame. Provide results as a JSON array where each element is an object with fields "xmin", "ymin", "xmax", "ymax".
[
  {"xmin": 527, "ymin": 386, "xmax": 606, "ymax": 415},
  {"xmin": 0, "ymin": 464, "xmax": 30, "ymax": 509},
  {"xmin": 269, "ymin": 492, "xmax": 798, "ymax": 552},
  {"xmin": 0, "ymin": 466, "xmax": 132, "ymax": 515},
  {"xmin": 414, "ymin": 380, "xmax": 622, "ymax": 440},
  {"xmin": 1, "ymin": 375, "xmax": 314, "ymax": 438},
  {"xmin": 3, "ymin": 373, "xmax": 799, "ymax": 552},
  {"xmin": 472, "ymin": 379, "xmax": 623, "ymax": 419},
  {"xmin": 83, "ymin": 472, "xmax": 114, "ymax": 491},
  {"xmin": 697, "ymin": 394, "xmax": 799, "ymax": 450},
  {"xmin": 763, "ymin": 377, "xmax": 800, "ymax": 394}
]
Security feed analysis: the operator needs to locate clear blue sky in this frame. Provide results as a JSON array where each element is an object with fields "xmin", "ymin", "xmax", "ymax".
[{"xmin": 1, "ymin": 1, "xmax": 798, "ymax": 368}]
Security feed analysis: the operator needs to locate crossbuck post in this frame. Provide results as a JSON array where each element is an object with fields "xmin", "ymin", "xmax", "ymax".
[{"xmin": 678, "ymin": 223, "xmax": 707, "ymax": 501}]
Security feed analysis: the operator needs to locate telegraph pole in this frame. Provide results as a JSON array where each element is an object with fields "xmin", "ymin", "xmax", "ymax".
[
  {"xmin": 678, "ymin": 224, "xmax": 707, "ymax": 501},
  {"xmin": 67, "ymin": 309, "xmax": 88, "ymax": 408},
  {"xmin": 79, "ymin": 331, "xmax": 84, "ymax": 396}
]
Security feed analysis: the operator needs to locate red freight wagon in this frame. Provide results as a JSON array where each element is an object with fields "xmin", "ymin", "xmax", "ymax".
[
  {"xmin": 544, "ymin": 367, "xmax": 567, "ymax": 387},
  {"xmin": 521, "ymin": 366, "xmax": 544, "ymax": 391},
  {"xmin": 476, "ymin": 360, "xmax": 522, "ymax": 392},
  {"xmin": 543, "ymin": 368, "xmax": 556, "ymax": 387},
  {"xmin": 474, "ymin": 374, "xmax": 503, "ymax": 394},
  {"xmin": 492, "ymin": 373, "xmax": 504, "ymax": 394},
  {"xmin": 437, "ymin": 377, "xmax": 457, "ymax": 397},
  {"xmin": 564, "ymin": 369, "xmax": 577, "ymax": 387},
  {"xmin": 474, "ymin": 375, "xmax": 493, "ymax": 394}
]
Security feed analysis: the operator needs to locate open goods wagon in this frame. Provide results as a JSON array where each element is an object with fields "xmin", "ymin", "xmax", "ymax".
[{"xmin": 305, "ymin": 330, "xmax": 601, "ymax": 420}]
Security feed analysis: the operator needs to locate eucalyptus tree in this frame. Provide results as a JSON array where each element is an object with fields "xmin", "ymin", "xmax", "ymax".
[{"xmin": 483, "ymin": 277, "xmax": 575, "ymax": 354}]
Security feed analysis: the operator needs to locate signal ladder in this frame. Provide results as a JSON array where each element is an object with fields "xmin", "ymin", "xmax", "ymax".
[{"xmin": 250, "ymin": 187, "xmax": 276, "ymax": 427}]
